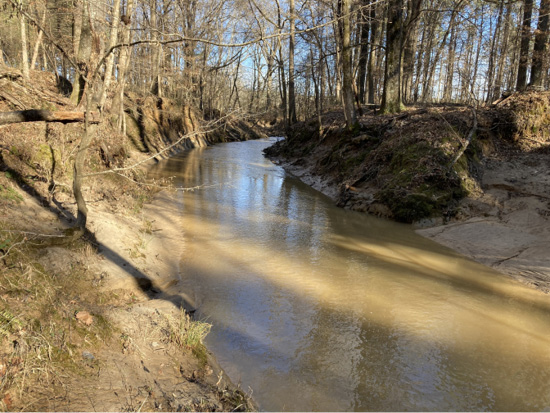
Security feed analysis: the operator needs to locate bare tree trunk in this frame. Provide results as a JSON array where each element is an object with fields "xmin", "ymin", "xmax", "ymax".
[
  {"xmin": 150, "ymin": 0, "xmax": 163, "ymax": 97},
  {"xmin": 275, "ymin": 2, "xmax": 287, "ymax": 126},
  {"xmin": 413, "ymin": 14, "xmax": 427, "ymax": 101},
  {"xmin": 443, "ymin": 23, "xmax": 457, "ymax": 102},
  {"xmin": 485, "ymin": 0, "xmax": 504, "ymax": 102},
  {"xmin": 97, "ymin": 0, "xmax": 121, "ymax": 110},
  {"xmin": 402, "ymin": 0, "xmax": 422, "ymax": 104},
  {"xmin": 113, "ymin": 0, "xmax": 134, "ymax": 130},
  {"xmin": 367, "ymin": 1, "xmax": 378, "ymax": 104},
  {"xmin": 471, "ymin": 3, "xmax": 485, "ymax": 99},
  {"xmin": 517, "ymin": 0, "xmax": 534, "ymax": 90},
  {"xmin": 70, "ymin": 0, "xmax": 93, "ymax": 106},
  {"xmin": 265, "ymin": 43, "xmax": 275, "ymax": 111},
  {"xmin": 230, "ymin": 53, "xmax": 242, "ymax": 109},
  {"xmin": 30, "ymin": 5, "xmax": 47, "ymax": 69},
  {"xmin": 423, "ymin": 0, "xmax": 462, "ymax": 102},
  {"xmin": 19, "ymin": 2, "xmax": 30, "ymax": 80},
  {"xmin": 288, "ymin": 0, "xmax": 297, "ymax": 125},
  {"xmin": 530, "ymin": 0, "xmax": 550, "ymax": 88},
  {"xmin": 381, "ymin": 0, "xmax": 404, "ymax": 114},
  {"xmin": 338, "ymin": 0, "xmax": 358, "ymax": 126},
  {"xmin": 493, "ymin": 3, "xmax": 512, "ymax": 99},
  {"xmin": 357, "ymin": 0, "xmax": 370, "ymax": 104},
  {"xmin": 310, "ymin": 48, "xmax": 322, "ymax": 134},
  {"xmin": 73, "ymin": 94, "xmax": 94, "ymax": 229}
]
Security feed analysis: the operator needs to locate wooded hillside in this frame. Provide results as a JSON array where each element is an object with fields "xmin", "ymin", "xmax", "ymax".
[{"xmin": 1, "ymin": 0, "xmax": 549, "ymax": 131}]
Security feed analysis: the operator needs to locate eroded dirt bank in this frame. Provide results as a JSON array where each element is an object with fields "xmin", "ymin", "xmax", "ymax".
[
  {"xmin": 265, "ymin": 93, "xmax": 550, "ymax": 293},
  {"xmin": 418, "ymin": 147, "xmax": 550, "ymax": 293},
  {"xmin": 0, "ymin": 65, "xmax": 259, "ymax": 411}
]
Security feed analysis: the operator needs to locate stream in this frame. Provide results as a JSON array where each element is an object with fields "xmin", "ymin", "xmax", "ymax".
[{"xmin": 148, "ymin": 138, "xmax": 550, "ymax": 411}]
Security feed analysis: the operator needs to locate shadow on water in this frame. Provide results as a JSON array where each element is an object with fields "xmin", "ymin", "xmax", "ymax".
[
  {"xmin": 10, "ymin": 138, "xmax": 549, "ymax": 411},
  {"xmin": 171, "ymin": 230, "xmax": 550, "ymax": 411},
  {"xmin": 146, "ymin": 139, "xmax": 550, "ymax": 411}
]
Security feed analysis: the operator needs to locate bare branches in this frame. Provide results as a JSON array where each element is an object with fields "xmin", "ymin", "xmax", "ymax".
[
  {"xmin": 449, "ymin": 106, "xmax": 478, "ymax": 170},
  {"xmin": 82, "ymin": 110, "xmax": 240, "ymax": 178}
]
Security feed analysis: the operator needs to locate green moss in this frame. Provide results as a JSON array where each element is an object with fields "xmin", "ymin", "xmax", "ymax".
[
  {"xmin": 31, "ymin": 143, "xmax": 55, "ymax": 168},
  {"xmin": 192, "ymin": 345, "xmax": 209, "ymax": 369},
  {"xmin": 0, "ymin": 184, "xmax": 23, "ymax": 203},
  {"xmin": 379, "ymin": 190, "xmax": 435, "ymax": 222},
  {"xmin": 40, "ymin": 101, "xmax": 57, "ymax": 111}
]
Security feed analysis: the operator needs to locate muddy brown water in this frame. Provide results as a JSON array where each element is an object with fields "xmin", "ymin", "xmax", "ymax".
[{"xmin": 148, "ymin": 138, "xmax": 550, "ymax": 411}]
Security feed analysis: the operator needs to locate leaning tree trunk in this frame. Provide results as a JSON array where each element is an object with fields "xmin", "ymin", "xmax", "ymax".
[
  {"xmin": 30, "ymin": 6, "xmax": 47, "ymax": 70},
  {"xmin": 0, "ymin": 110, "xmax": 99, "ymax": 125}
]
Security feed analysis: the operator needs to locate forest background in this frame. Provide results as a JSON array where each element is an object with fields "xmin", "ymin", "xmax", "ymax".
[{"xmin": 2, "ymin": 0, "xmax": 549, "ymax": 133}]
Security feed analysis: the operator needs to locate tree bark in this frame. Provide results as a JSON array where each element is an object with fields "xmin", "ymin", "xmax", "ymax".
[
  {"xmin": 367, "ymin": 2, "xmax": 378, "ymax": 104},
  {"xmin": 443, "ymin": 22, "xmax": 457, "ymax": 102},
  {"xmin": 517, "ymin": 0, "xmax": 534, "ymax": 90},
  {"xmin": 357, "ymin": 0, "xmax": 371, "ymax": 104},
  {"xmin": 72, "ymin": 95, "xmax": 95, "ymax": 228},
  {"xmin": 150, "ymin": 0, "xmax": 163, "ymax": 97},
  {"xmin": 338, "ymin": 0, "xmax": 358, "ymax": 127},
  {"xmin": 69, "ymin": 0, "xmax": 93, "ymax": 106},
  {"xmin": 529, "ymin": 0, "xmax": 550, "ymax": 88},
  {"xmin": 19, "ymin": 2, "xmax": 30, "ymax": 80},
  {"xmin": 485, "ymin": 0, "xmax": 505, "ymax": 102},
  {"xmin": 30, "ymin": 5, "xmax": 47, "ymax": 70},
  {"xmin": 112, "ymin": 0, "xmax": 134, "ymax": 130},
  {"xmin": 493, "ymin": 3, "xmax": 512, "ymax": 99},
  {"xmin": 381, "ymin": 0, "xmax": 404, "ymax": 114},
  {"xmin": 0, "ymin": 110, "xmax": 99, "ymax": 125},
  {"xmin": 97, "ymin": 0, "xmax": 121, "ymax": 110},
  {"xmin": 288, "ymin": 0, "xmax": 297, "ymax": 125}
]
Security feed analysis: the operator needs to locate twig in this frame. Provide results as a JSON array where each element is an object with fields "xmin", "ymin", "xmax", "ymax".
[
  {"xmin": 0, "ymin": 239, "xmax": 27, "ymax": 260},
  {"xmin": 449, "ymin": 106, "xmax": 478, "ymax": 170},
  {"xmin": 0, "ymin": 230, "xmax": 66, "ymax": 238},
  {"xmin": 110, "ymin": 171, "xmax": 223, "ymax": 192},
  {"xmin": 83, "ymin": 111, "xmax": 238, "ymax": 178}
]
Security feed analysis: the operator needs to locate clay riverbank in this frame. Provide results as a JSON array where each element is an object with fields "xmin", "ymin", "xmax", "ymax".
[{"xmin": 265, "ymin": 94, "xmax": 550, "ymax": 293}]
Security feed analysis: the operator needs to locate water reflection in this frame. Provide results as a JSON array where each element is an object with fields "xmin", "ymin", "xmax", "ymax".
[{"xmin": 148, "ymin": 139, "xmax": 550, "ymax": 411}]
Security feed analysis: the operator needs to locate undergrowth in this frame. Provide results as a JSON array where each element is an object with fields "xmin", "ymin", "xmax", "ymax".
[
  {"xmin": 162, "ymin": 308, "xmax": 211, "ymax": 354},
  {"xmin": 0, "ymin": 227, "xmax": 117, "ymax": 411}
]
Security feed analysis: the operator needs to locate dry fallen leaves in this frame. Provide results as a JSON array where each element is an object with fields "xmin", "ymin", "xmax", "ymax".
[{"xmin": 75, "ymin": 311, "xmax": 93, "ymax": 326}]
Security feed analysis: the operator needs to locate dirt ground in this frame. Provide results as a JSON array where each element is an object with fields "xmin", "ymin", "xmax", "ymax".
[
  {"xmin": 0, "ymin": 65, "xmax": 260, "ymax": 411},
  {"xmin": 417, "ymin": 147, "xmax": 550, "ymax": 293},
  {"xmin": 0, "ymin": 183, "xmax": 253, "ymax": 411}
]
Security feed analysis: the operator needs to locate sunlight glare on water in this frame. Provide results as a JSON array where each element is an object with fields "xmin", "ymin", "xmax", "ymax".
[{"xmin": 148, "ymin": 138, "xmax": 550, "ymax": 412}]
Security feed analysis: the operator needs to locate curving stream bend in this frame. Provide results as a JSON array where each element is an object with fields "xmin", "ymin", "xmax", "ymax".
[{"xmin": 148, "ymin": 138, "xmax": 550, "ymax": 411}]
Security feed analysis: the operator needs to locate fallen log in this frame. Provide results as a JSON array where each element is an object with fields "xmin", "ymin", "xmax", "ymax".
[{"xmin": 0, "ymin": 110, "xmax": 99, "ymax": 126}]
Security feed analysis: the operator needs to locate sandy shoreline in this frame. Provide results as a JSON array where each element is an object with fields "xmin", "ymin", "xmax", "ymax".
[
  {"xmin": 63, "ymin": 143, "xmax": 548, "ymax": 408},
  {"xmin": 275, "ymin": 149, "xmax": 550, "ymax": 294}
]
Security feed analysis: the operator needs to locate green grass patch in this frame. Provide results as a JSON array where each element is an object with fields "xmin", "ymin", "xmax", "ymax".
[{"xmin": 0, "ymin": 185, "xmax": 23, "ymax": 204}]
